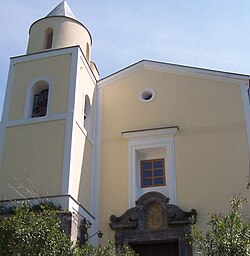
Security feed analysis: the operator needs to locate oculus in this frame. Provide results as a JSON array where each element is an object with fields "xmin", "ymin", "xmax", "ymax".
[{"xmin": 138, "ymin": 88, "xmax": 156, "ymax": 102}]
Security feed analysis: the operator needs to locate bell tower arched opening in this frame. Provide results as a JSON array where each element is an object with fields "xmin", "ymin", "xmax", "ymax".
[
  {"xmin": 44, "ymin": 27, "xmax": 54, "ymax": 49},
  {"xmin": 31, "ymin": 81, "xmax": 49, "ymax": 118},
  {"xmin": 83, "ymin": 94, "xmax": 92, "ymax": 134}
]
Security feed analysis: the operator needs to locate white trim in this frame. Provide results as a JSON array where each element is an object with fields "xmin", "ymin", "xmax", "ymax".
[
  {"xmin": 61, "ymin": 47, "xmax": 79, "ymax": 195},
  {"xmin": 5, "ymin": 113, "xmax": 67, "ymax": 127},
  {"xmin": 143, "ymin": 61, "xmax": 249, "ymax": 82},
  {"xmin": 66, "ymin": 53, "xmax": 79, "ymax": 196},
  {"xmin": 0, "ymin": 60, "xmax": 16, "ymax": 168},
  {"xmin": 98, "ymin": 60, "xmax": 249, "ymax": 88},
  {"xmin": 241, "ymin": 83, "xmax": 250, "ymax": 154},
  {"xmin": 11, "ymin": 47, "xmax": 76, "ymax": 65},
  {"xmin": 1, "ymin": 60, "xmax": 16, "ymax": 122},
  {"xmin": 90, "ymin": 86, "xmax": 102, "ymax": 245},
  {"xmin": 23, "ymin": 76, "xmax": 52, "ymax": 118},
  {"xmin": 123, "ymin": 127, "xmax": 178, "ymax": 207}
]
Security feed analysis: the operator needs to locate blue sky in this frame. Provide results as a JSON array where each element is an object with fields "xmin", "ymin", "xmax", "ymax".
[{"xmin": 0, "ymin": 0, "xmax": 250, "ymax": 116}]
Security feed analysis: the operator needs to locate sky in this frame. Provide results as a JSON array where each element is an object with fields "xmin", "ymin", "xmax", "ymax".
[{"xmin": 0, "ymin": 0, "xmax": 250, "ymax": 116}]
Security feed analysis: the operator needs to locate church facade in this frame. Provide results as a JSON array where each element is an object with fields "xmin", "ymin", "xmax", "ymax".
[{"xmin": 0, "ymin": 1, "xmax": 250, "ymax": 255}]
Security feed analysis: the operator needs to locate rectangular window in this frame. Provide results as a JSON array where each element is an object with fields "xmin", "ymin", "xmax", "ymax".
[{"xmin": 140, "ymin": 158, "xmax": 165, "ymax": 188}]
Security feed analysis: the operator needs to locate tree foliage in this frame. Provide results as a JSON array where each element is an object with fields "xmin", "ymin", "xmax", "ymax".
[
  {"xmin": 75, "ymin": 240, "xmax": 137, "ymax": 256},
  {"xmin": 0, "ymin": 203, "xmax": 73, "ymax": 255},
  {"xmin": 0, "ymin": 203, "xmax": 137, "ymax": 256},
  {"xmin": 188, "ymin": 196, "xmax": 250, "ymax": 256}
]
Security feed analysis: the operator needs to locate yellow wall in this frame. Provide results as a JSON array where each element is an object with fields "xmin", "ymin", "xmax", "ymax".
[
  {"xmin": 99, "ymin": 69, "xmax": 249, "ymax": 239},
  {"xmin": 8, "ymin": 54, "xmax": 71, "ymax": 120},
  {"xmin": 0, "ymin": 120, "xmax": 66, "ymax": 199}
]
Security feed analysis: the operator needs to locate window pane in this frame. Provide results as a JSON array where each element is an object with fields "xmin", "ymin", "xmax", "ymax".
[
  {"xmin": 143, "ymin": 179, "xmax": 153, "ymax": 186},
  {"xmin": 154, "ymin": 169, "xmax": 163, "ymax": 177},
  {"xmin": 154, "ymin": 177, "xmax": 164, "ymax": 185},
  {"xmin": 143, "ymin": 170, "xmax": 152, "ymax": 178},
  {"xmin": 143, "ymin": 162, "xmax": 152, "ymax": 169},
  {"xmin": 154, "ymin": 161, "xmax": 163, "ymax": 168},
  {"xmin": 141, "ymin": 158, "xmax": 165, "ymax": 188}
]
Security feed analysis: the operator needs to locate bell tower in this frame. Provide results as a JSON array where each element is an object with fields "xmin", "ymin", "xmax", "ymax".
[{"xmin": 0, "ymin": 1, "xmax": 98, "ymax": 222}]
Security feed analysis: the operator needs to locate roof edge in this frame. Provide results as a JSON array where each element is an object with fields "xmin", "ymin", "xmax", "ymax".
[{"xmin": 98, "ymin": 59, "xmax": 249, "ymax": 87}]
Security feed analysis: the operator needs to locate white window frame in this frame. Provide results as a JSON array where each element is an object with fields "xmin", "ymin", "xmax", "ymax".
[{"xmin": 122, "ymin": 127, "xmax": 178, "ymax": 207}]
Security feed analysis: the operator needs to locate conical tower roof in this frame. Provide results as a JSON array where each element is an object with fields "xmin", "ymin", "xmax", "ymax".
[{"xmin": 47, "ymin": 1, "xmax": 76, "ymax": 19}]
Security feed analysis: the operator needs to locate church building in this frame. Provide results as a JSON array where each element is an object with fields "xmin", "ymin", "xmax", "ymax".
[{"xmin": 0, "ymin": 1, "xmax": 249, "ymax": 255}]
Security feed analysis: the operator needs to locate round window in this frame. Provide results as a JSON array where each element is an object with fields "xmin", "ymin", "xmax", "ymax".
[{"xmin": 138, "ymin": 88, "xmax": 156, "ymax": 102}]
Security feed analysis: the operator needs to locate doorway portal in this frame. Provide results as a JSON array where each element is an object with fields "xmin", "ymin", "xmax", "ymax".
[{"xmin": 110, "ymin": 192, "xmax": 196, "ymax": 256}]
